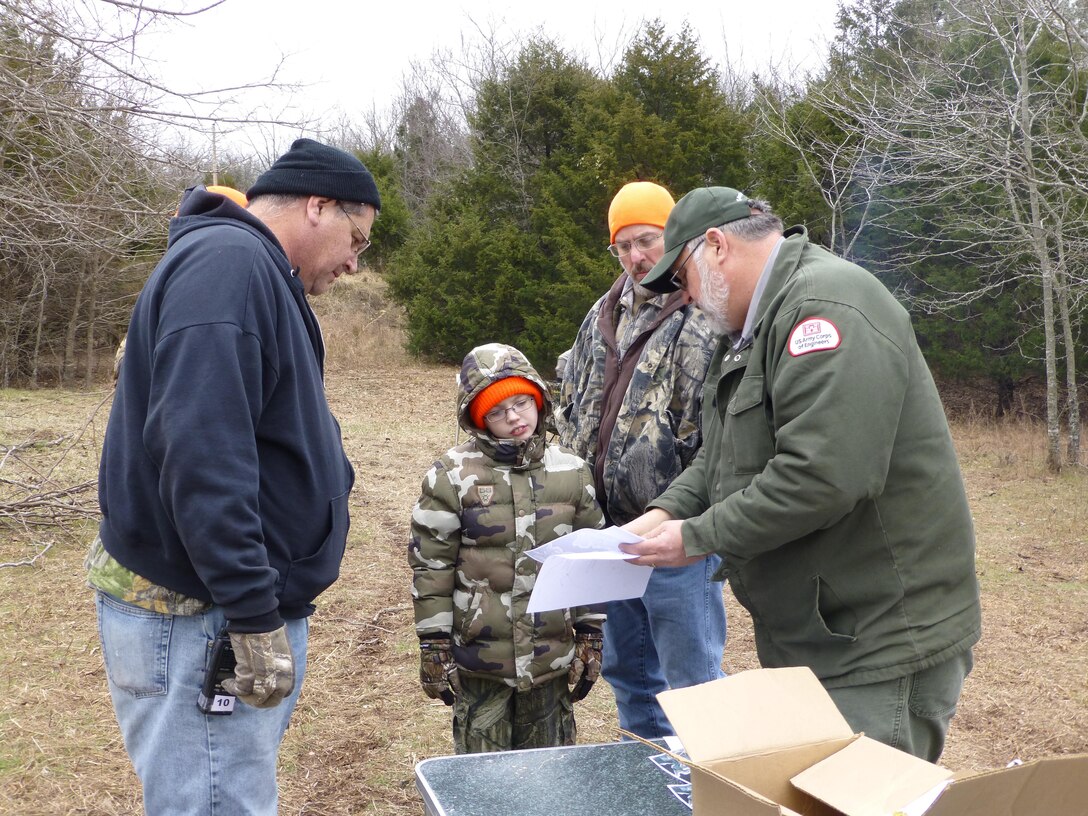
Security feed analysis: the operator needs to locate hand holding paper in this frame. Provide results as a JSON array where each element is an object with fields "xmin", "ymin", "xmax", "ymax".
[{"xmin": 618, "ymin": 519, "xmax": 704, "ymax": 568}]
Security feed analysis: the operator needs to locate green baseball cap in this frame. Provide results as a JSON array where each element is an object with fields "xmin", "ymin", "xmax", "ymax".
[{"xmin": 641, "ymin": 186, "xmax": 753, "ymax": 293}]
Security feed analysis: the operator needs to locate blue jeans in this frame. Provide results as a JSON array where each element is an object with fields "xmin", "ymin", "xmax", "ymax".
[
  {"xmin": 95, "ymin": 592, "xmax": 308, "ymax": 815},
  {"xmin": 602, "ymin": 555, "xmax": 727, "ymax": 738}
]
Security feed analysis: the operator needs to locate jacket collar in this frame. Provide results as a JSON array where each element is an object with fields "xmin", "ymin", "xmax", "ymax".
[{"xmin": 748, "ymin": 226, "xmax": 810, "ymax": 342}]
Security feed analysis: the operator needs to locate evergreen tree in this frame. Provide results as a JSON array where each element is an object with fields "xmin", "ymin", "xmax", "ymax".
[
  {"xmin": 353, "ymin": 147, "xmax": 411, "ymax": 270},
  {"xmin": 386, "ymin": 23, "xmax": 757, "ymax": 373},
  {"xmin": 386, "ymin": 41, "xmax": 613, "ymax": 373}
]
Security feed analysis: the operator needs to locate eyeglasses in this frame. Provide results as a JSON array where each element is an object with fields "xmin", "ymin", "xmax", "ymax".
[
  {"xmin": 607, "ymin": 231, "xmax": 663, "ymax": 258},
  {"xmin": 338, "ymin": 203, "xmax": 372, "ymax": 256},
  {"xmin": 484, "ymin": 396, "xmax": 536, "ymax": 425},
  {"xmin": 670, "ymin": 236, "xmax": 706, "ymax": 291}
]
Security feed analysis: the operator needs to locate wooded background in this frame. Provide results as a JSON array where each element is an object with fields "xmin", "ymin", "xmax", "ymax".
[{"xmin": 3, "ymin": 0, "xmax": 1088, "ymax": 469}]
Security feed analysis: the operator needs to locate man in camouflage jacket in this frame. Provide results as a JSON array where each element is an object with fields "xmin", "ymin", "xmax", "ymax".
[
  {"xmin": 409, "ymin": 343, "xmax": 605, "ymax": 754},
  {"xmin": 557, "ymin": 182, "xmax": 727, "ymax": 738}
]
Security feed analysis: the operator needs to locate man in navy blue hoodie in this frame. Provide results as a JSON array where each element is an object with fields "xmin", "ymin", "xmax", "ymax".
[{"xmin": 88, "ymin": 139, "xmax": 380, "ymax": 815}]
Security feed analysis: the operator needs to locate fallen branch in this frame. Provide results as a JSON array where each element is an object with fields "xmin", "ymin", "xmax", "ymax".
[
  {"xmin": 0, "ymin": 540, "xmax": 54, "ymax": 568},
  {"xmin": 0, "ymin": 394, "xmax": 110, "ymax": 552},
  {"xmin": 0, "ymin": 480, "xmax": 98, "ymax": 523}
]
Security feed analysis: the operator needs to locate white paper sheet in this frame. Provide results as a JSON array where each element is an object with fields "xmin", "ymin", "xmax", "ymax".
[
  {"xmin": 526, "ymin": 525, "xmax": 645, "ymax": 562},
  {"xmin": 525, "ymin": 527, "xmax": 653, "ymax": 613}
]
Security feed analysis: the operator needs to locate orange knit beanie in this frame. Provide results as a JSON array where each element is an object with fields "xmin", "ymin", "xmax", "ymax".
[
  {"xmin": 469, "ymin": 377, "xmax": 543, "ymax": 428},
  {"xmin": 607, "ymin": 181, "xmax": 674, "ymax": 243},
  {"xmin": 174, "ymin": 185, "xmax": 248, "ymax": 217},
  {"xmin": 206, "ymin": 185, "xmax": 248, "ymax": 207}
]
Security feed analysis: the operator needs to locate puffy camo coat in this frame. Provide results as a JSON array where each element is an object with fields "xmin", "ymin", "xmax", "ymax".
[{"xmin": 409, "ymin": 344, "xmax": 604, "ymax": 690}]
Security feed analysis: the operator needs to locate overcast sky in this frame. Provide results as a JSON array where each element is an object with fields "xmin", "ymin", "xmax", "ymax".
[{"xmin": 134, "ymin": 0, "xmax": 844, "ymax": 156}]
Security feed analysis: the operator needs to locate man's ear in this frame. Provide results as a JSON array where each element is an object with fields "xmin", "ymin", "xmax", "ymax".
[
  {"xmin": 704, "ymin": 227, "xmax": 728, "ymax": 261},
  {"xmin": 304, "ymin": 196, "xmax": 334, "ymax": 226}
]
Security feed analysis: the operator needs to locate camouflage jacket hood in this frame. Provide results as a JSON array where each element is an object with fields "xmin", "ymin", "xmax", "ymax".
[{"xmin": 457, "ymin": 343, "xmax": 552, "ymax": 467}]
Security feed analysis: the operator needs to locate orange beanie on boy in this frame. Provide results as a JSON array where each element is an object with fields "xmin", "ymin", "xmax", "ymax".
[{"xmin": 469, "ymin": 377, "xmax": 543, "ymax": 429}]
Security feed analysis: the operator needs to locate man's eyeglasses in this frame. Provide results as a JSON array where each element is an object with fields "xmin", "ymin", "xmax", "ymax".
[
  {"xmin": 607, "ymin": 231, "xmax": 663, "ymax": 258},
  {"xmin": 484, "ymin": 396, "xmax": 536, "ymax": 425},
  {"xmin": 670, "ymin": 236, "xmax": 706, "ymax": 291},
  {"xmin": 338, "ymin": 203, "xmax": 372, "ymax": 256}
]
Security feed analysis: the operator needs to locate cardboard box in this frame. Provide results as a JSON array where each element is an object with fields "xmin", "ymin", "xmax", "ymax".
[
  {"xmin": 657, "ymin": 667, "xmax": 856, "ymax": 816},
  {"xmin": 793, "ymin": 736, "xmax": 1088, "ymax": 816},
  {"xmin": 656, "ymin": 666, "xmax": 1088, "ymax": 816}
]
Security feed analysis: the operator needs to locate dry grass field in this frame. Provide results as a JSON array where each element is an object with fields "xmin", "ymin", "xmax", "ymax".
[{"xmin": 1, "ymin": 272, "xmax": 1086, "ymax": 814}]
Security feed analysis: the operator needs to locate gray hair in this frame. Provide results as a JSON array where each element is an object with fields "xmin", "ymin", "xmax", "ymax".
[
  {"xmin": 248, "ymin": 193, "xmax": 376, "ymax": 220},
  {"xmin": 685, "ymin": 198, "xmax": 783, "ymax": 252},
  {"xmin": 246, "ymin": 193, "xmax": 304, "ymax": 216}
]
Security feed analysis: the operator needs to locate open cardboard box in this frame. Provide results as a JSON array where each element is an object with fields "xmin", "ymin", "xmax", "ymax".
[{"xmin": 656, "ymin": 667, "xmax": 1088, "ymax": 816}]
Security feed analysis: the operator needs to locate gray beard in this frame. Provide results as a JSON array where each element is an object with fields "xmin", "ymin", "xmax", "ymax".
[{"xmin": 695, "ymin": 251, "xmax": 734, "ymax": 335}]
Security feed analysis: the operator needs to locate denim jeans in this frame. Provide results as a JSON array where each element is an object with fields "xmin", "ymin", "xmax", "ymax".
[
  {"xmin": 95, "ymin": 591, "xmax": 308, "ymax": 815},
  {"xmin": 825, "ymin": 650, "xmax": 975, "ymax": 762},
  {"xmin": 602, "ymin": 555, "xmax": 727, "ymax": 738}
]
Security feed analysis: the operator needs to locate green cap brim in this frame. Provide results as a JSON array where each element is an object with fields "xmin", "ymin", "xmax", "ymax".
[
  {"xmin": 639, "ymin": 186, "xmax": 754, "ymax": 295},
  {"xmin": 640, "ymin": 244, "xmax": 685, "ymax": 294}
]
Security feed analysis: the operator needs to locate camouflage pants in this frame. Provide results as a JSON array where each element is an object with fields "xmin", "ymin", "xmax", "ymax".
[{"xmin": 452, "ymin": 674, "xmax": 575, "ymax": 754}]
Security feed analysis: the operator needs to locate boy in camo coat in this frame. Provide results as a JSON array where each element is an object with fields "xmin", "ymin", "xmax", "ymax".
[{"xmin": 409, "ymin": 343, "xmax": 605, "ymax": 754}]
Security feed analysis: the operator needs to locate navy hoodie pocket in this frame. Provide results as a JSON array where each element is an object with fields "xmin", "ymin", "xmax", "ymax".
[{"xmin": 278, "ymin": 490, "xmax": 350, "ymax": 608}]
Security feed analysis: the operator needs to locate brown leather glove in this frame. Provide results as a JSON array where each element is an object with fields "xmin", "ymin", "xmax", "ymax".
[
  {"xmin": 222, "ymin": 626, "xmax": 295, "ymax": 709},
  {"xmin": 568, "ymin": 631, "xmax": 603, "ymax": 702},
  {"xmin": 420, "ymin": 637, "xmax": 460, "ymax": 705}
]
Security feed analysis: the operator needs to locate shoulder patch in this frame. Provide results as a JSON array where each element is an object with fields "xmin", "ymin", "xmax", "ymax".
[{"xmin": 788, "ymin": 318, "xmax": 841, "ymax": 356}]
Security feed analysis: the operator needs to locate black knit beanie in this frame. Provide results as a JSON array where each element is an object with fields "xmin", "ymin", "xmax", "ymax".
[{"xmin": 247, "ymin": 138, "xmax": 381, "ymax": 211}]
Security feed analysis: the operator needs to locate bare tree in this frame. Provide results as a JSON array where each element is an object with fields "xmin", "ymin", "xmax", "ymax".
[
  {"xmin": 754, "ymin": 75, "xmax": 891, "ymax": 259},
  {"xmin": 0, "ymin": 0, "xmax": 301, "ymax": 386},
  {"xmin": 808, "ymin": 0, "xmax": 1088, "ymax": 469},
  {"xmin": 0, "ymin": 13, "xmax": 170, "ymax": 384}
]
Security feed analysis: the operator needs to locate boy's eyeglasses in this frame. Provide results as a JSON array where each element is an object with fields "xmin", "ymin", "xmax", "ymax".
[
  {"xmin": 607, "ymin": 231, "xmax": 663, "ymax": 258},
  {"xmin": 484, "ymin": 396, "xmax": 536, "ymax": 425},
  {"xmin": 338, "ymin": 203, "xmax": 372, "ymax": 256}
]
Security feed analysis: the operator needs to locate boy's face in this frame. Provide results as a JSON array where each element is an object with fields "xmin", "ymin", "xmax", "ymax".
[{"xmin": 482, "ymin": 393, "xmax": 539, "ymax": 440}]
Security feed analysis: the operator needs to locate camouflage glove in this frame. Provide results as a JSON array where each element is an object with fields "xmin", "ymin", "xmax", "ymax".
[
  {"xmin": 419, "ymin": 637, "xmax": 460, "ymax": 706},
  {"xmin": 568, "ymin": 631, "xmax": 603, "ymax": 703},
  {"xmin": 222, "ymin": 626, "xmax": 295, "ymax": 709}
]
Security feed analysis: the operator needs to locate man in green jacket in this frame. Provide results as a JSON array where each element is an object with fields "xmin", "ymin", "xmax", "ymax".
[{"xmin": 621, "ymin": 186, "xmax": 981, "ymax": 762}]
